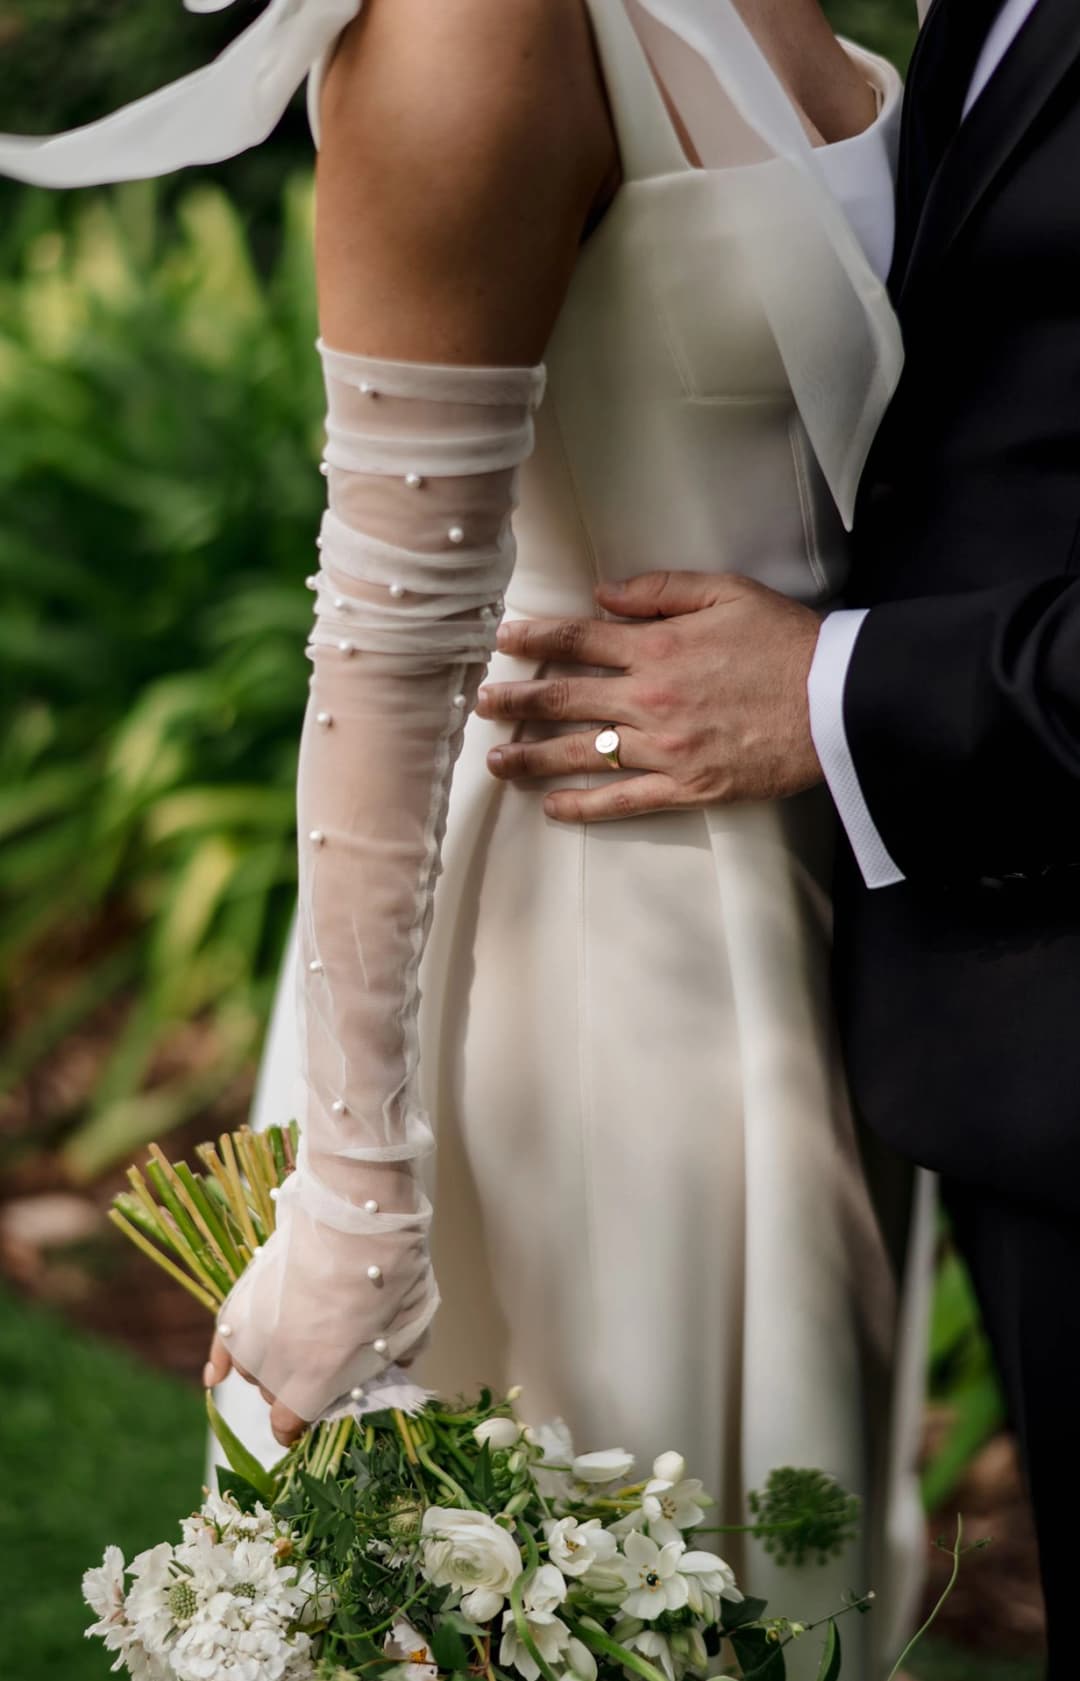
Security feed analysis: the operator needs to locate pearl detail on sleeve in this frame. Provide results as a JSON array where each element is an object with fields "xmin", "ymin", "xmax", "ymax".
[
  {"xmin": 316, "ymin": 711, "xmax": 333, "ymax": 728},
  {"xmin": 359, "ymin": 381, "xmax": 378, "ymax": 398},
  {"xmin": 309, "ymin": 958, "xmax": 324, "ymax": 974},
  {"xmin": 319, "ymin": 461, "xmax": 330, "ymax": 476},
  {"xmin": 448, "ymin": 525, "xmax": 465, "ymax": 545},
  {"xmin": 373, "ymin": 1337, "xmax": 389, "ymax": 1355},
  {"xmin": 367, "ymin": 1264, "xmax": 383, "ymax": 1283},
  {"xmin": 331, "ymin": 1098, "xmax": 347, "ymax": 1116},
  {"xmin": 339, "ymin": 640, "xmax": 356, "ymax": 656},
  {"xmin": 351, "ymin": 1386, "xmax": 364, "ymax": 1401},
  {"xmin": 389, "ymin": 583, "xmax": 406, "ymax": 599},
  {"xmin": 309, "ymin": 829, "xmax": 325, "ymax": 846},
  {"xmin": 218, "ymin": 1324, "xmax": 233, "ymax": 1337},
  {"xmin": 405, "ymin": 472, "xmax": 424, "ymax": 489},
  {"xmin": 333, "ymin": 596, "xmax": 349, "ymax": 611},
  {"xmin": 305, "ymin": 574, "xmax": 319, "ymax": 590},
  {"xmin": 269, "ymin": 1186, "xmax": 280, "ymax": 1201},
  {"xmin": 452, "ymin": 693, "xmax": 466, "ymax": 708},
  {"xmin": 363, "ymin": 1199, "xmax": 379, "ymax": 1214}
]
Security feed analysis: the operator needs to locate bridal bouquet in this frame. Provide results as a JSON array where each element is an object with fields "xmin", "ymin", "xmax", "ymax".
[{"xmin": 83, "ymin": 1125, "xmax": 946, "ymax": 1681}]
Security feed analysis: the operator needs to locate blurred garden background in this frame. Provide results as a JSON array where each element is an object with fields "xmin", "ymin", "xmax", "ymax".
[{"xmin": 0, "ymin": 3, "xmax": 1043, "ymax": 1679}]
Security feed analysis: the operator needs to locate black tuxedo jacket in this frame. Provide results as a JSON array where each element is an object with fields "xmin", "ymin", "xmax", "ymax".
[{"xmin": 838, "ymin": 0, "xmax": 1080, "ymax": 1210}]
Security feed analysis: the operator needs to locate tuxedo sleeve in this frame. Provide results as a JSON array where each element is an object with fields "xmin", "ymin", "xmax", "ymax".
[{"xmin": 843, "ymin": 575, "xmax": 1080, "ymax": 882}]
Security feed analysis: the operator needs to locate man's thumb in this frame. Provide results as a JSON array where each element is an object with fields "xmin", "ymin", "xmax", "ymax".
[{"xmin": 596, "ymin": 570, "xmax": 721, "ymax": 618}]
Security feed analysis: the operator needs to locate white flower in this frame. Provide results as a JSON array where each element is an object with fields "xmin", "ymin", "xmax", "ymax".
[
  {"xmin": 83, "ymin": 1545, "xmax": 129, "ymax": 1643},
  {"xmin": 474, "ymin": 1418, "xmax": 522, "ymax": 1451},
  {"xmin": 421, "ymin": 1507, "xmax": 524, "ymax": 1623},
  {"xmin": 616, "ymin": 1532, "xmax": 689, "ymax": 1621},
  {"xmin": 499, "ymin": 1609, "xmax": 572, "ymax": 1681},
  {"xmin": 619, "ymin": 1625, "xmax": 677, "ymax": 1681},
  {"xmin": 676, "ymin": 1550, "xmax": 743, "ymax": 1619},
  {"xmin": 524, "ymin": 1563, "xmax": 568, "ymax": 1618},
  {"xmin": 527, "ymin": 1419, "xmax": 576, "ymax": 1503},
  {"xmin": 383, "ymin": 1619, "xmax": 438, "ymax": 1681},
  {"xmin": 572, "ymin": 1449, "xmax": 635, "ymax": 1485},
  {"xmin": 543, "ymin": 1517, "xmax": 618, "ymax": 1579},
  {"xmin": 564, "ymin": 1636, "xmax": 599, "ymax": 1681},
  {"xmin": 641, "ymin": 1474, "xmax": 709, "ymax": 1547},
  {"xmin": 651, "ymin": 1453, "xmax": 686, "ymax": 1485}
]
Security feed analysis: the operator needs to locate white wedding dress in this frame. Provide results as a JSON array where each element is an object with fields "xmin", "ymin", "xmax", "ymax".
[{"xmin": 0, "ymin": 3, "xmax": 934, "ymax": 1674}]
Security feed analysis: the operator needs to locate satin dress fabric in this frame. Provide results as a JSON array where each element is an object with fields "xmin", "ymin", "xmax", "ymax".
[{"xmin": 219, "ymin": 8, "xmax": 934, "ymax": 1677}]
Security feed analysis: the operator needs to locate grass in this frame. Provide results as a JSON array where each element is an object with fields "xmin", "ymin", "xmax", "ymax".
[{"xmin": 0, "ymin": 1284, "xmax": 205, "ymax": 1681}]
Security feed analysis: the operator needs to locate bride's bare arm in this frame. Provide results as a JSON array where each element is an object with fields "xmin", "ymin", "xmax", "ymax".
[{"xmin": 203, "ymin": 0, "xmax": 615, "ymax": 1447}]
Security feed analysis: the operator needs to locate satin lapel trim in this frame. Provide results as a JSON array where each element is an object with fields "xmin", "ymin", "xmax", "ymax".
[{"xmin": 898, "ymin": 0, "xmax": 1080, "ymax": 302}]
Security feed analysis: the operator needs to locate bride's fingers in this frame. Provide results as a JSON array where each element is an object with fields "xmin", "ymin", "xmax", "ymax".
[
  {"xmin": 270, "ymin": 1400, "xmax": 310, "ymax": 1448},
  {"xmin": 203, "ymin": 1332, "xmax": 233, "ymax": 1389},
  {"xmin": 487, "ymin": 725, "xmax": 658, "ymax": 782}
]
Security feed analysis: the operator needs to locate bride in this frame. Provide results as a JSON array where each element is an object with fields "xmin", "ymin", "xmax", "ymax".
[{"xmin": 0, "ymin": 1, "xmax": 932, "ymax": 1674}]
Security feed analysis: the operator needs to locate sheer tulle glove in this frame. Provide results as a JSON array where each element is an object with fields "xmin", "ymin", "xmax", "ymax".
[{"xmin": 213, "ymin": 342, "xmax": 546, "ymax": 1424}]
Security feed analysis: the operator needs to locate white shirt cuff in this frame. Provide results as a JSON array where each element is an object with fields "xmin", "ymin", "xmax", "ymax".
[{"xmin": 808, "ymin": 608, "xmax": 905, "ymax": 889}]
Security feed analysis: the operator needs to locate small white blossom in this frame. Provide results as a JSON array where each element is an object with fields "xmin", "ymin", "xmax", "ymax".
[
  {"xmin": 564, "ymin": 1636, "xmax": 599, "ymax": 1681},
  {"xmin": 543, "ymin": 1517, "xmax": 618, "ymax": 1579},
  {"xmin": 571, "ymin": 1449, "xmax": 635, "ymax": 1485},
  {"xmin": 527, "ymin": 1419, "xmax": 577, "ymax": 1503},
  {"xmin": 676, "ymin": 1550, "xmax": 743, "ymax": 1620},
  {"xmin": 474, "ymin": 1418, "xmax": 522, "ymax": 1451},
  {"xmin": 383, "ymin": 1619, "xmax": 438, "ymax": 1681},
  {"xmin": 616, "ymin": 1532, "xmax": 689, "ymax": 1621},
  {"xmin": 641, "ymin": 1475, "xmax": 709, "ymax": 1547},
  {"xmin": 421, "ymin": 1506, "xmax": 523, "ymax": 1623},
  {"xmin": 651, "ymin": 1453, "xmax": 686, "ymax": 1485},
  {"xmin": 499, "ymin": 1610, "xmax": 572, "ymax": 1681}
]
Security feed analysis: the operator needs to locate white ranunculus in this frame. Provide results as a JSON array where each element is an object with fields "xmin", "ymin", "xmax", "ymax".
[
  {"xmin": 543, "ymin": 1517, "xmax": 618, "ymax": 1578},
  {"xmin": 616, "ymin": 1532, "xmax": 690, "ymax": 1621},
  {"xmin": 565, "ymin": 1636, "xmax": 599, "ymax": 1681},
  {"xmin": 571, "ymin": 1449, "xmax": 635, "ymax": 1485},
  {"xmin": 641, "ymin": 1475, "xmax": 710, "ymax": 1547},
  {"xmin": 651, "ymin": 1452, "xmax": 686, "ymax": 1486},
  {"xmin": 421, "ymin": 1507, "xmax": 524, "ymax": 1623},
  {"xmin": 499, "ymin": 1609, "xmax": 572, "ymax": 1681},
  {"xmin": 474, "ymin": 1418, "xmax": 522, "ymax": 1452}
]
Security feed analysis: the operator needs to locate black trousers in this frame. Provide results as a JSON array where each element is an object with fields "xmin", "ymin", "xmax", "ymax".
[{"xmin": 940, "ymin": 1175, "xmax": 1080, "ymax": 1680}]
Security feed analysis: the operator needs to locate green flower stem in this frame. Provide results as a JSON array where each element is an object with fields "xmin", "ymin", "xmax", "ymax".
[
  {"xmin": 395, "ymin": 1409, "xmax": 420, "ymax": 1466},
  {"xmin": 232, "ymin": 1128, "xmax": 277, "ymax": 1238},
  {"xmin": 886, "ymin": 1516, "xmax": 965, "ymax": 1681},
  {"xmin": 150, "ymin": 1143, "xmax": 237, "ymax": 1279},
  {"xmin": 415, "ymin": 1440, "xmax": 470, "ymax": 1507},
  {"xmin": 175, "ymin": 1159, "xmax": 250, "ymax": 1277},
  {"xmin": 107, "ymin": 1209, "xmax": 222, "ymax": 1310},
  {"xmin": 123, "ymin": 1166, "xmax": 186, "ymax": 1257},
  {"xmin": 326, "ymin": 1418, "xmax": 355, "ymax": 1479},
  {"xmin": 269, "ymin": 1125, "xmax": 289, "ymax": 1181},
  {"xmin": 509, "ymin": 1573, "xmax": 561, "ymax": 1681},
  {"xmin": 569, "ymin": 1618, "xmax": 668, "ymax": 1681},
  {"xmin": 218, "ymin": 1131, "xmax": 262, "ymax": 1252},
  {"xmin": 145, "ymin": 1156, "xmax": 232, "ymax": 1297}
]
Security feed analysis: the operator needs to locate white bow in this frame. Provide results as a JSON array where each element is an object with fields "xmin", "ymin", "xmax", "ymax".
[{"xmin": 0, "ymin": 0, "xmax": 361, "ymax": 187}]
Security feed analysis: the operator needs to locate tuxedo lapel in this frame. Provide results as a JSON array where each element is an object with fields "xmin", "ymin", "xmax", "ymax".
[{"xmin": 897, "ymin": 0, "xmax": 1080, "ymax": 304}]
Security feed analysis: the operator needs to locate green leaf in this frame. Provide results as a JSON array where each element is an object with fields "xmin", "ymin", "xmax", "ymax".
[
  {"xmin": 206, "ymin": 1392, "xmax": 276, "ymax": 1503},
  {"xmin": 731, "ymin": 1629, "xmax": 785, "ymax": 1681},
  {"xmin": 216, "ymin": 1468, "xmax": 263, "ymax": 1514},
  {"xmin": 430, "ymin": 1622, "xmax": 469, "ymax": 1672},
  {"xmin": 721, "ymin": 1597, "xmax": 769, "ymax": 1632},
  {"xmin": 815, "ymin": 1621, "xmax": 841, "ymax": 1681}
]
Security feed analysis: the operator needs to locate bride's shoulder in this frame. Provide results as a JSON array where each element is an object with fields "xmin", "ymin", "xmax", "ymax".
[{"xmin": 320, "ymin": 0, "xmax": 607, "ymax": 154}]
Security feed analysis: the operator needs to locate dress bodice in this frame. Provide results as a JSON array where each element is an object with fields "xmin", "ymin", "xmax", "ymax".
[{"xmin": 502, "ymin": 1, "xmax": 903, "ymax": 623}]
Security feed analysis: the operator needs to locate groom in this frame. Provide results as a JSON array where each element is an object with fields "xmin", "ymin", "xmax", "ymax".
[{"xmin": 477, "ymin": 0, "xmax": 1080, "ymax": 1671}]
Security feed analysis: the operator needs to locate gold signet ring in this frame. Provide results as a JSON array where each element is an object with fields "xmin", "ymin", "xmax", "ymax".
[{"xmin": 594, "ymin": 726, "xmax": 622, "ymax": 770}]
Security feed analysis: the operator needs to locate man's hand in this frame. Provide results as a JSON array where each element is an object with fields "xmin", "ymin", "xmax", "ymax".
[{"xmin": 477, "ymin": 571, "xmax": 824, "ymax": 822}]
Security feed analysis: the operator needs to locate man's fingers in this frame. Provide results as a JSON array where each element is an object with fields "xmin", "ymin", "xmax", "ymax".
[
  {"xmin": 543, "ymin": 773, "xmax": 687, "ymax": 823},
  {"xmin": 270, "ymin": 1401, "xmax": 310, "ymax": 1449},
  {"xmin": 476, "ymin": 675, "xmax": 636, "ymax": 725},
  {"xmin": 597, "ymin": 570, "xmax": 744, "ymax": 619},
  {"xmin": 488, "ymin": 726, "xmax": 660, "ymax": 781},
  {"xmin": 495, "ymin": 614, "xmax": 636, "ymax": 669},
  {"xmin": 203, "ymin": 1334, "xmax": 233, "ymax": 1389}
]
